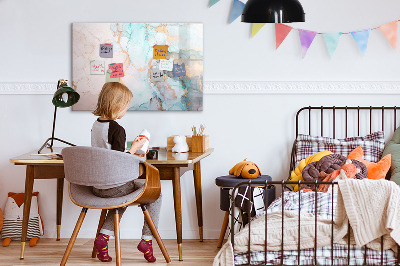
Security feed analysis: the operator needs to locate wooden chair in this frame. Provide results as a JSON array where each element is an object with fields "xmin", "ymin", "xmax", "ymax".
[{"xmin": 60, "ymin": 146, "xmax": 171, "ymax": 265}]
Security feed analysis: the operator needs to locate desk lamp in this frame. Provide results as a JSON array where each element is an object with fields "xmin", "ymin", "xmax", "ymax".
[
  {"xmin": 38, "ymin": 79, "xmax": 80, "ymax": 154},
  {"xmin": 241, "ymin": 0, "xmax": 305, "ymax": 23}
]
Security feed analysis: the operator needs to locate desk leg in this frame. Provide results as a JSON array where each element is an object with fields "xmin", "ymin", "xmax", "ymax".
[
  {"xmin": 56, "ymin": 178, "xmax": 64, "ymax": 241},
  {"xmin": 172, "ymin": 167, "xmax": 183, "ymax": 261},
  {"xmin": 193, "ymin": 161, "xmax": 203, "ymax": 242},
  {"xmin": 20, "ymin": 165, "xmax": 34, "ymax": 259}
]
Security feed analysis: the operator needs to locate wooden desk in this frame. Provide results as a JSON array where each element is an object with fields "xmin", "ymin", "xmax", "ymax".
[{"xmin": 10, "ymin": 147, "xmax": 213, "ymax": 261}]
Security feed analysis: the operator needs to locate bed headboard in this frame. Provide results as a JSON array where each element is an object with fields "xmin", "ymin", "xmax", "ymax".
[{"xmin": 290, "ymin": 106, "xmax": 400, "ymax": 179}]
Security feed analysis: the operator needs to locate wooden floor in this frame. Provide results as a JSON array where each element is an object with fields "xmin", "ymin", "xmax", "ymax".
[{"xmin": 0, "ymin": 239, "xmax": 221, "ymax": 265}]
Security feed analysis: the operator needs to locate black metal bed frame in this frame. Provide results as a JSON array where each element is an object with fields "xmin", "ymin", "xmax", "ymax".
[{"xmin": 230, "ymin": 106, "xmax": 400, "ymax": 266}]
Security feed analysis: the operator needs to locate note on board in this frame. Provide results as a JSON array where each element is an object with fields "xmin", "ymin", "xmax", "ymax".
[
  {"xmin": 159, "ymin": 58, "xmax": 174, "ymax": 71},
  {"xmin": 153, "ymin": 45, "xmax": 168, "ymax": 59},
  {"xmin": 106, "ymin": 71, "xmax": 120, "ymax": 82},
  {"xmin": 150, "ymin": 69, "xmax": 165, "ymax": 82},
  {"xmin": 173, "ymin": 63, "xmax": 186, "ymax": 77},
  {"xmin": 100, "ymin": 43, "xmax": 113, "ymax": 58},
  {"xmin": 90, "ymin": 60, "xmax": 105, "ymax": 75},
  {"xmin": 108, "ymin": 63, "xmax": 124, "ymax": 78}
]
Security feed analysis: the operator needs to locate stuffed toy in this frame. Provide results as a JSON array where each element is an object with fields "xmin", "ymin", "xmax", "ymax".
[
  {"xmin": 317, "ymin": 160, "xmax": 360, "ymax": 193},
  {"xmin": 301, "ymin": 154, "xmax": 368, "ymax": 191},
  {"xmin": 348, "ymin": 146, "xmax": 391, "ymax": 180},
  {"xmin": 172, "ymin": 135, "xmax": 189, "ymax": 153},
  {"xmin": 289, "ymin": 150, "xmax": 333, "ymax": 191},
  {"xmin": 229, "ymin": 159, "xmax": 261, "ymax": 179},
  {"xmin": 1, "ymin": 192, "xmax": 44, "ymax": 247}
]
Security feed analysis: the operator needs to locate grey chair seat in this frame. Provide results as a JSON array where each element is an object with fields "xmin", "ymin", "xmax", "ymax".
[{"xmin": 69, "ymin": 180, "xmax": 145, "ymax": 208}]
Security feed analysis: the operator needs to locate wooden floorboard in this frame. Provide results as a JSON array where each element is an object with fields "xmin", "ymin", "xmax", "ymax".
[{"xmin": 0, "ymin": 239, "xmax": 222, "ymax": 265}]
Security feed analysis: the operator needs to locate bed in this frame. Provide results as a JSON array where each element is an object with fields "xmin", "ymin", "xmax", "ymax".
[{"xmin": 214, "ymin": 106, "xmax": 400, "ymax": 266}]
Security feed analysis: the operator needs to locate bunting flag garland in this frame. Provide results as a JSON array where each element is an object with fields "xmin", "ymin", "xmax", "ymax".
[
  {"xmin": 351, "ymin": 29, "xmax": 370, "ymax": 55},
  {"xmin": 378, "ymin": 21, "xmax": 398, "ymax": 50},
  {"xmin": 298, "ymin": 30, "xmax": 317, "ymax": 58},
  {"xmin": 209, "ymin": 0, "xmax": 220, "ymax": 8},
  {"xmin": 208, "ymin": 4, "xmax": 400, "ymax": 57},
  {"xmin": 275, "ymin": 23, "xmax": 293, "ymax": 49},
  {"xmin": 229, "ymin": 0, "xmax": 245, "ymax": 24},
  {"xmin": 251, "ymin": 23, "xmax": 266, "ymax": 38},
  {"xmin": 323, "ymin": 33, "xmax": 341, "ymax": 58}
]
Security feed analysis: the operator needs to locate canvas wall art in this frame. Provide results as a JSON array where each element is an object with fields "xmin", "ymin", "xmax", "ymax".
[{"xmin": 72, "ymin": 23, "xmax": 203, "ymax": 111}]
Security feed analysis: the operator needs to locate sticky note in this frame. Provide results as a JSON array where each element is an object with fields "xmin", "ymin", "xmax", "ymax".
[
  {"xmin": 150, "ymin": 69, "xmax": 165, "ymax": 82},
  {"xmin": 108, "ymin": 63, "xmax": 124, "ymax": 78},
  {"xmin": 173, "ymin": 63, "xmax": 186, "ymax": 77},
  {"xmin": 151, "ymin": 59, "xmax": 160, "ymax": 69},
  {"xmin": 159, "ymin": 59, "xmax": 174, "ymax": 71},
  {"xmin": 90, "ymin": 60, "xmax": 105, "ymax": 75},
  {"xmin": 153, "ymin": 45, "xmax": 168, "ymax": 59},
  {"xmin": 106, "ymin": 71, "xmax": 120, "ymax": 82},
  {"xmin": 100, "ymin": 44, "xmax": 113, "ymax": 58}
]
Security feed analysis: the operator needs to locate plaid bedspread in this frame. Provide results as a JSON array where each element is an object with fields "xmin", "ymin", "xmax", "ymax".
[{"xmin": 234, "ymin": 191, "xmax": 397, "ymax": 265}]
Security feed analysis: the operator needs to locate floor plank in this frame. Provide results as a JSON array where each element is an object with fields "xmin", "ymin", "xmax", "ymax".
[{"xmin": 0, "ymin": 239, "xmax": 221, "ymax": 265}]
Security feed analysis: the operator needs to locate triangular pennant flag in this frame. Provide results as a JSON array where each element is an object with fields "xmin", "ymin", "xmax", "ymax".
[
  {"xmin": 298, "ymin": 29, "xmax": 317, "ymax": 58},
  {"xmin": 323, "ymin": 33, "xmax": 341, "ymax": 58},
  {"xmin": 229, "ymin": 0, "xmax": 245, "ymax": 24},
  {"xmin": 378, "ymin": 21, "xmax": 398, "ymax": 50},
  {"xmin": 275, "ymin": 23, "xmax": 293, "ymax": 49},
  {"xmin": 209, "ymin": 0, "xmax": 220, "ymax": 7},
  {"xmin": 351, "ymin": 29, "xmax": 370, "ymax": 55},
  {"xmin": 251, "ymin": 23, "xmax": 266, "ymax": 38}
]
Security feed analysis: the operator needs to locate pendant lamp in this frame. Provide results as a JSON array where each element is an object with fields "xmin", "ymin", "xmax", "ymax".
[
  {"xmin": 38, "ymin": 79, "xmax": 80, "ymax": 154},
  {"xmin": 242, "ymin": 0, "xmax": 305, "ymax": 23}
]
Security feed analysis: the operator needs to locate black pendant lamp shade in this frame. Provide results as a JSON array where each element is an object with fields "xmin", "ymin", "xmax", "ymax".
[{"xmin": 242, "ymin": 0, "xmax": 305, "ymax": 23}]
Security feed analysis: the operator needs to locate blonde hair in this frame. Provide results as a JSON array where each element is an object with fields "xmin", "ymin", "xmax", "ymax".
[{"xmin": 93, "ymin": 82, "xmax": 133, "ymax": 120}]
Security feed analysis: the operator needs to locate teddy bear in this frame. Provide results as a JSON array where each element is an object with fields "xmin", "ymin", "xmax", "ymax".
[
  {"xmin": 229, "ymin": 159, "xmax": 261, "ymax": 179},
  {"xmin": 172, "ymin": 135, "xmax": 189, "ymax": 153},
  {"xmin": 1, "ymin": 192, "xmax": 44, "ymax": 247}
]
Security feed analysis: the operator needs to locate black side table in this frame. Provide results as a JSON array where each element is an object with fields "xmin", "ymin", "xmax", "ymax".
[{"xmin": 215, "ymin": 175, "xmax": 275, "ymax": 248}]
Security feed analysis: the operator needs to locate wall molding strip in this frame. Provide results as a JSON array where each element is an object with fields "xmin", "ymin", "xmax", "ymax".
[{"xmin": 0, "ymin": 81, "xmax": 399, "ymax": 95}]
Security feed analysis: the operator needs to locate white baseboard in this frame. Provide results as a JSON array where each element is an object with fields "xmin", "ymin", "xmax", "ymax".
[{"xmin": 1, "ymin": 81, "xmax": 400, "ymax": 94}]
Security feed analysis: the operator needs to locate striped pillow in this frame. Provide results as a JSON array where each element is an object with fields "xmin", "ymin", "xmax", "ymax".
[
  {"xmin": 294, "ymin": 131, "xmax": 385, "ymax": 166},
  {"xmin": 1, "ymin": 217, "xmax": 41, "ymax": 240}
]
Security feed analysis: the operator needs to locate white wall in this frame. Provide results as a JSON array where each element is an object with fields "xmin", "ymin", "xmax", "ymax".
[{"xmin": 1, "ymin": 0, "xmax": 400, "ymax": 239}]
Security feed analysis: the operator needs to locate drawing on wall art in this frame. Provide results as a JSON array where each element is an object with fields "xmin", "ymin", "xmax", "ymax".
[{"xmin": 72, "ymin": 23, "xmax": 203, "ymax": 111}]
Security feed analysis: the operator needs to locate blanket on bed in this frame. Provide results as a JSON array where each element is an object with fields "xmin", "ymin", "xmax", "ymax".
[{"xmin": 213, "ymin": 179, "xmax": 400, "ymax": 266}]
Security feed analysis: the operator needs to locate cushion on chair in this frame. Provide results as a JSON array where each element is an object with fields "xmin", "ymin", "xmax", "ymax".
[{"xmin": 69, "ymin": 180, "xmax": 145, "ymax": 208}]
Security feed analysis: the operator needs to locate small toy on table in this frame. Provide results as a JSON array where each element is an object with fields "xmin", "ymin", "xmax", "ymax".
[{"xmin": 172, "ymin": 135, "xmax": 189, "ymax": 153}]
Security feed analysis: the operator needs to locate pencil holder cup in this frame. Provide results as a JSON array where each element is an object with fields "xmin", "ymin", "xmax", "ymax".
[{"xmin": 191, "ymin": 135, "xmax": 209, "ymax": 153}]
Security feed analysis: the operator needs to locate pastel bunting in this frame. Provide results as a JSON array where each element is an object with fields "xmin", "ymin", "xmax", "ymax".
[
  {"xmin": 298, "ymin": 29, "xmax": 317, "ymax": 58},
  {"xmin": 275, "ymin": 23, "xmax": 293, "ymax": 49},
  {"xmin": 209, "ymin": 0, "xmax": 220, "ymax": 7},
  {"xmin": 251, "ymin": 23, "xmax": 266, "ymax": 38},
  {"xmin": 379, "ymin": 21, "xmax": 397, "ymax": 50},
  {"xmin": 351, "ymin": 29, "xmax": 371, "ymax": 55},
  {"xmin": 229, "ymin": 0, "xmax": 245, "ymax": 24},
  {"xmin": 323, "ymin": 33, "xmax": 341, "ymax": 58}
]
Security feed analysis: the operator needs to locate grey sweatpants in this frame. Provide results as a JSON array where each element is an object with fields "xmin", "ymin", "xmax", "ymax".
[{"xmin": 92, "ymin": 180, "xmax": 162, "ymax": 240}]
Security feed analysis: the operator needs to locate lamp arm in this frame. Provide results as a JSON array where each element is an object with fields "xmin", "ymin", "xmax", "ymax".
[{"xmin": 50, "ymin": 105, "xmax": 58, "ymax": 148}]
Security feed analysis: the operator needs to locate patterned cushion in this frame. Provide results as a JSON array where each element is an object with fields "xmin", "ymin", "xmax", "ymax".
[{"xmin": 295, "ymin": 131, "xmax": 385, "ymax": 166}]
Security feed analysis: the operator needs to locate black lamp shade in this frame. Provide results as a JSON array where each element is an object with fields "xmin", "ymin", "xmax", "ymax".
[
  {"xmin": 241, "ymin": 0, "xmax": 305, "ymax": 23},
  {"xmin": 52, "ymin": 84, "xmax": 80, "ymax": 108}
]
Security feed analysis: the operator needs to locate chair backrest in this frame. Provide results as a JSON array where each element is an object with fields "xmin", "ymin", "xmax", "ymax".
[{"xmin": 62, "ymin": 146, "xmax": 145, "ymax": 188}]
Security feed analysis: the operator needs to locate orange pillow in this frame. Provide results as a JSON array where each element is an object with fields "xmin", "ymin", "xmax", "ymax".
[{"xmin": 347, "ymin": 146, "xmax": 391, "ymax": 180}]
